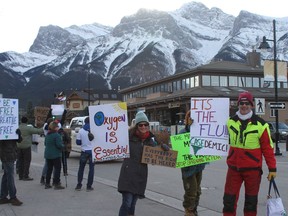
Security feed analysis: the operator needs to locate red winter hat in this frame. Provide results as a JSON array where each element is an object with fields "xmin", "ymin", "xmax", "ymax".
[{"xmin": 237, "ymin": 91, "xmax": 254, "ymax": 106}]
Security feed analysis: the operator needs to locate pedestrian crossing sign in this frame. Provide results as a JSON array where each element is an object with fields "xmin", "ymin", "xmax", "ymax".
[{"xmin": 254, "ymin": 98, "xmax": 265, "ymax": 115}]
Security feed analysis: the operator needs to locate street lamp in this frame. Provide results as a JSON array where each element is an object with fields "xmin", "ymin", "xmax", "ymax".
[{"xmin": 258, "ymin": 19, "xmax": 282, "ymax": 156}]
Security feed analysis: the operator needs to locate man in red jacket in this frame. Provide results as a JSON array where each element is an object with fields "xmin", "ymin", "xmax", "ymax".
[{"xmin": 223, "ymin": 91, "xmax": 277, "ymax": 216}]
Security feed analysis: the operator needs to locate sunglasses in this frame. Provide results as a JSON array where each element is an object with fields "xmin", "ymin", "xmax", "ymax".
[
  {"xmin": 138, "ymin": 123, "xmax": 149, "ymax": 127},
  {"xmin": 239, "ymin": 101, "xmax": 251, "ymax": 106}
]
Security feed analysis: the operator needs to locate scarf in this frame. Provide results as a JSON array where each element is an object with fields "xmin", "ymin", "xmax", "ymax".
[
  {"xmin": 135, "ymin": 130, "xmax": 150, "ymax": 141},
  {"xmin": 236, "ymin": 110, "xmax": 253, "ymax": 121},
  {"xmin": 236, "ymin": 110, "xmax": 252, "ymax": 144}
]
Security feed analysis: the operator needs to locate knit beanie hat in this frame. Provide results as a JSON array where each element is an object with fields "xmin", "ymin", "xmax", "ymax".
[
  {"xmin": 238, "ymin": 91, "xmax": 254, "ymax": 106},
  {"xmin": 49, "ymin": 121, "xmax": 59, "ymax": 131},
  {"xmin": 21, "ymin": 116, "xmax": 28, "ymax": 123},
  {"xmin": 135, "ymin": 111, "xmax": 149, "ymax": 125}
]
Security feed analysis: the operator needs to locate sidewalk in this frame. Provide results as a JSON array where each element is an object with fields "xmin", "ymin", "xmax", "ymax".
[{"xmin": 0, "ymin": 161, "xmax": 222, "ymax": 216}]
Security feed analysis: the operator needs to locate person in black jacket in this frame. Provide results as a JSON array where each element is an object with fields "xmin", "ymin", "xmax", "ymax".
[
  {"xmin": 117, "ymin": 111, "xmax": 169, "ymax": 216},
  {"xmin": 0, "ymin": 129, "xmax": 23, "ymax": 206}
]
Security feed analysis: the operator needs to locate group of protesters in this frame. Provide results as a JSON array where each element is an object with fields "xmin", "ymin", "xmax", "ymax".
[
  {"xmin": 0, "ymin": 91, "xmax": 277, "ymax": 216},
  {"xmin": 118, "ymin": 91, "xmax": 276, "ymax": 216},
  {"xmin": 0, "ymin": 108, "xmax": 94, "ymax": 206}
]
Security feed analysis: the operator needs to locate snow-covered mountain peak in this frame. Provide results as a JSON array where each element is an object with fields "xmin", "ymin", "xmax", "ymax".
[
  {"xmin": 66, "ymin": 23, "xmax": 112, "ymax": 39},
  {"xmin": 1, "ymin": 1, "xmax": 288, "ymax": 107},
  {"xmin": 173, "ymin": 1, "xmax": 235, "ymax": 30},
  {"xmin": 0, "ymin": 51, "xmax": 55, "ymax": 73}
]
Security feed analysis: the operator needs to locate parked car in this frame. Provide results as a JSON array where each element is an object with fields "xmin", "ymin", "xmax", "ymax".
[
  {"xmin": 71, "ymin": 127, "xmax": 82, "ymax": 153},
  {"xmin": 69, "ymin": 116, "xmax": 88, "ymax": 153},
  {"xmin": 267, "ymin": 121, "xmax": 288, "ymax": 142},
  {"xmin": 69, "ymin": 116, "xmax": 88, "ymax": 130}
]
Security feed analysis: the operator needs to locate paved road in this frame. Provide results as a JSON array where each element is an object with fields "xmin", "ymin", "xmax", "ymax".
[{"xmin": 1, "ymin": 138, "xmax": 287, "ymax": 215}]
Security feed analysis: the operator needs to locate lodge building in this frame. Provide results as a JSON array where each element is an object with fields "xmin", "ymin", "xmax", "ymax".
[{"xmin": 119, "ymin": 51, "xmax": 288, "ymax": 126}]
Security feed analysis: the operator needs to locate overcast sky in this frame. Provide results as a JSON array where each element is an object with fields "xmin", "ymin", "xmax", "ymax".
[{"xmin": 0, "ymin": 0, "xmax": 287, "ymax": 53}]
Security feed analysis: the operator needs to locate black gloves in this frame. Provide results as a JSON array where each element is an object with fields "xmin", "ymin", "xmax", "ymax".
[
  {"xmin": 88, "ymin": 132, "xmax": 94, "ymax": 141},
  {"xmin": 16, "ymin": 129, "xmax": 21, "ymax": 136},
  {"xmin": 16, "ymin": 129, "xmax": 23, "ymax": 143}
]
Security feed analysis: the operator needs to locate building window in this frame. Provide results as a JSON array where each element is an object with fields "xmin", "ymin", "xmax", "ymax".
[
  {"xmin": 238, "ymin": 77, "xmax": 245, "ymax": 87},
  {"xmin": 195, "ymin": 76, "xmax": 199, "ymax": 87},
  {"xmin": 182, "ymin": 79, "xmax": 186, "ymax": 90},
  {"xmin": 103, "ymin": 94, "xmax": 109, "ymax": 99},
  {"xmin": 111, "ymin": 94, "xmax": 117, "ymax": 99},
  {"xmin": 229, "ymin": 76, "xmax": 238, "ymax": 86},
  {"xmin": 202, "ymin": 75, "xmax": 210, "ymax": 86},
  {"xmin": 185, "ymin": 78, "xmax": 190, "ymax": 89},
  {"xmin": 155, "ymin": 85, "xmax": 160, "ymax": 92},
  {"xmin": 73, "ymin": 103, "xmax": 80, "ymax": 108},
  {"xmin": 148, "ymin": 87, "xmax": 153, "ymax": 94},
  {"xmin": 173, "ymin": 81, "xmax": 181, "ymax": 91},
  {"xmin": 94, "ymin": 94, "xmax": 99, "ymax": 99},
  {"xmin": 253, "ymin": 77, "xmax": 260, "ymax": 88},
  {"xmin": 220, "ymin": 76, "xmax": 228, "ymax": 86},
  {"xmin": 246, "ymin": 77, "xmax": 252, "ymax": 87},
  {"xmin": 190, "ymin": 77, "xmax": 195, "ymax": 88},
  {"xmin": 211, "ymin": 76, "xmax": 219, "ymax": 86},
  {"xmin": 164, "ymin": 83, "xmax": 168, "ymax": 91},
  {"xmin": 177, "ymin": 80, "xmax": 181, "ymax": 91},
  {"xmin": 173, "ymin": 81, "xmax": 177, "ymax": 91}
]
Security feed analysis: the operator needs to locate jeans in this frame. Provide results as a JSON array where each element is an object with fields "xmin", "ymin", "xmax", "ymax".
[
  {"xmin": 77, "ymin": 151, "xmax": 94, "ymax": 188},
  {"xmin": 119, "ymin": 192, "xmax": 138, "ymax": 216},
  {"xmin": 1, "ymin": 161, "xmax": 17, "ymax": 199}
]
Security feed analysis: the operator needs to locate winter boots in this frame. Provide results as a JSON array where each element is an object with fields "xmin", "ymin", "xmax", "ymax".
[
  {"xmin": 54, "ymin": 183, "xmax": 65, "ymax": 190},
  {"xmin": 10, "ymin": 197, "xmax": 23, "ymax": 206}
]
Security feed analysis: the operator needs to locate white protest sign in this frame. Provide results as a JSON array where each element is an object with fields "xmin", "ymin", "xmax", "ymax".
[
  {"xmin": 0, "ymin": 98, "xmax": 19, "ymax": 140},
  {"xmin": 51, "ymin": 104, "xmax": 64, "ymax": 116},
  {"xmin": 89, "ymin": 102, "xmax": 129, "ymax": 162},
  {"xmin": 190, "ymin": 98, "xmax": 229, "ymax": 156}
]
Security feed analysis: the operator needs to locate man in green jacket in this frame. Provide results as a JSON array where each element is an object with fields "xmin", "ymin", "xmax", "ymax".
[{"xmin": 18, "ymin": 116, "xmax": 43, "ymax": 181}]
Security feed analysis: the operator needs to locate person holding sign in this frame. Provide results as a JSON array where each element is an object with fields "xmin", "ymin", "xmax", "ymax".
[
  {"xmin": 0, "ymin": 129, "xmax": 23, "ymax": 206},
  {"xmin": 179, "ymin": 110, "xmax": 206, "ymax": 216},
  {"xmin": 117, "ymin": 111, "xmax": 169, "ymax": 216},
  {"xmin": 75, "ymin": 117, "xmax": 95, "ymax": 192},
  {"xmin": 18, "ymin": 116, "xmax": 43, "ymax": 181},
  {"xmin": 223, "ymin": 91, "xmax": 277, "ymax": 216}
]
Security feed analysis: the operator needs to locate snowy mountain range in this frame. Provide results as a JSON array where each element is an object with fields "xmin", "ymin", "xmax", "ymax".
[{"xmin": 1, "ymin": 1, "xmax": 288, "ymax": 107}]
